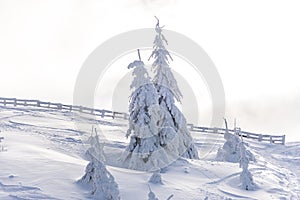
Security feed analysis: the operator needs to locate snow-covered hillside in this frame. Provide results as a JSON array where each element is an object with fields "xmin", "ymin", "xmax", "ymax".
[{"xmin": 0, "ymin": 106, "xmax": 299, "ymax": 199}]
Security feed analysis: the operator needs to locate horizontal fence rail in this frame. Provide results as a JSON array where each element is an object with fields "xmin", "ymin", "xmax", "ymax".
[{"xmin": 0, "ymin": 97, "xmax": 285, "ymax": 145}]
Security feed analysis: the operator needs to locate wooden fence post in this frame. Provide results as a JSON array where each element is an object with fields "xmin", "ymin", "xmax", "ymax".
[
  {"xmin": 101, "ymin": 110, "xmax": 105, "ymax": 118},
  {"xmin": 190, "ymin": 124, "xmax": 194, "ymax": 131},
  {"xmin": 270, "ymin": 136, "xmax": 273, "ymax": 144},
  {"xmin": 258, "ymin": 134, "xmax": 263, "ymax": 142},
  {"xmin": 214, "ymin": 127, "xmax": 218, "ymax": 134},
  {"xmin": 282, "ymin": 135, "xmax": 285, "ymax": 145}
]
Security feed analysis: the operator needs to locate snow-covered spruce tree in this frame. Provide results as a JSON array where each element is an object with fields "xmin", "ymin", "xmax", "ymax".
[
  {"xmin": 148, "ymin": 18, "xmax": 198, "ymax": 159},
  {"xmin": 121, "ymin": 53, "xmax": 167, "ymax": 170},
  {"xmin": 79, "ymin": 134, "xmax": 120, "ymax": 200},
  {"xmin": 78, "ymin": 156, "xmax": 120, "ymax": 199},
  {"xmin": 216, "ymin": 118, "xmax": 255, "ymax": 163},
  {"xmin": 239, "ymin": 142, "xmax": 256, "ymax": 190},
  {"xmin": 85, "ymin": 127, "xmax": 105, "ymax": 162},
  {"xmin": 148, "ymin": 172, "xmax": 163, "ymax": 184}
]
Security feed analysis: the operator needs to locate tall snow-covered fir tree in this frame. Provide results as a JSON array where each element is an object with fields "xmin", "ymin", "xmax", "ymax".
[
  {"xmin": 121, "ymin": 53, "xmax": 165, "ymax": 170},
  {"xmin": 149, "ymin": 18, "xmax": 199, "ymax": 159}
]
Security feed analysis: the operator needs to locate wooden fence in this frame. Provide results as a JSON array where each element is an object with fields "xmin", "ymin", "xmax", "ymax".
[
  {"xmin": 0, "ymin": 97, "xmax": 285, "ymax": 145},
  {"xmin": 0, "ymin": 97, "xmax": 129, "ymax": 120}
]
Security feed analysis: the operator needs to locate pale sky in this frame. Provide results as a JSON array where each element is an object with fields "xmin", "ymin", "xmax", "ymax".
[{"xmin": 0, "ymin": 0, "xmax": 300, "ymax": 141}]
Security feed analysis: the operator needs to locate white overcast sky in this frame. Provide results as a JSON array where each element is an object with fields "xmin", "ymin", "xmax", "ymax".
[{"xmin": 0, "ymin": 0, "xmax": 300, "ymax": 141}]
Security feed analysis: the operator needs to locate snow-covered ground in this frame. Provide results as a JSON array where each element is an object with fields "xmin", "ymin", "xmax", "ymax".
[{"xmin": 0, "ymin": 106, "xmax": 299, "ymax": 199}]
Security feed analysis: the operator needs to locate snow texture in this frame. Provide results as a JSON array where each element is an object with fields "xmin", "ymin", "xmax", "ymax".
[
  {"xmin": 0, "ymin": 107, "xmax": 299, "ymax": 199},
  {"xmin": 148, "ymin": 189, "xmax": 159, "ymax": 200}
]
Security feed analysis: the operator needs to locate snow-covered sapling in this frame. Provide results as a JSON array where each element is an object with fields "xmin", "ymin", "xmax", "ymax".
[
  {"xmin": 85, "ymin": 127, "xmax": 105, "ymax": 162},
  {"xmin": 78, "ymin": 156, "xmax": 120, "ymax": 200},
  {"xmin": 216, "ymin": 118, "xmax": 255, "ymax": 163},
  {"xmin": 149, "ymin": 172, "xmax": 163, "ymax": 184},
  {"xmin": 0, "ymin": 135, "xmax": 5, "ymax": 152},
  {"xmin": 239, "ymin": 142, "xmax": 256, "ymax": 190}
]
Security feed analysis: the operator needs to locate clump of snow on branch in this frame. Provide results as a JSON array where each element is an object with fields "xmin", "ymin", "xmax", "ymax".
[{"xmin": 216, "ymin": 119, "xmax": 255, "ymax": 163}]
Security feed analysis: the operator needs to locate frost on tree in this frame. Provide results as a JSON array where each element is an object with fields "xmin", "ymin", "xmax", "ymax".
[
  {"xmin": 78, "ymin": 153, "xmax": 120, "ymax": 199},
  {"xmin": 239, "ymin": 142, "xmax": 256, "ymax": 190},
  {"xmin": 149, "ymin": 18, "xmax": 199, "ymax": 160},
  {"xmin": 121, "ymin": 57, "xmax": 166, "ymax": 171},
  {"xmin": 216, "ymin": 118, "xmax": 255, "ymax": 163}
]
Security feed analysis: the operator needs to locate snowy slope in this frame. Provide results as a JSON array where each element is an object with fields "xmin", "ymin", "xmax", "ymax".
[{"xmin": 0, "ymin": 106, "xmax": 299, "ymax": 199}]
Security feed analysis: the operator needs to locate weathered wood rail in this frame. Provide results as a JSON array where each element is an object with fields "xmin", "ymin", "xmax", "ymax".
[
  {"xmin": 0, "ymin": 97, "xmax": 285, "ymax": 145},
  {"xmin": 186, "ymin": 124, "xmax": 285, "ymax": 145},
  {"xmin": 0, "ymin": 97, "xmax": 128, "ymax": 120}
]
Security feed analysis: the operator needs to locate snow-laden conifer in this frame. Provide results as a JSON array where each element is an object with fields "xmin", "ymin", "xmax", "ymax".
[
  {"xmin": 85, "ymin": 127, "xmax": 105, "ymax": 162},
  {"xmin": 78, "ymin": 156, "xmax": 120, "ymax": 200},
  {"xmin": 239, "ymin": 142, "xmax": 256, "ymax": 190},
  {"xmin": 121, "ymin": 52, "xmax": 165, "ymax": 170},
  {"xmin": 149, "ymin": 17, "xmax": 199, "ymax": 160},
  {"xmin": 216, "ymin": 118, "xmax": 255, "ymax": 162},
  {"xmin": 79, "ymin": 128, "xmax": 120, "ymax": 199}
]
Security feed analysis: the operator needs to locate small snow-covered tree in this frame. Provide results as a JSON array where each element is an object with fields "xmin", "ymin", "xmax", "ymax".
[
  {"xmin": 239, "ymin": 142, "xmax": 256, "ymax": 190},
  {"xmin": 0, "ymin": 135, "xmax": 5, "ymax": 152},
  {"xmin": 216, "ymin": 118, "xmax": 255, "ymax": 163},
  {"xmin": 148, "ymin": 172, "xmax": 163, "ymax": 184},
  {"xmin": 149, "ymin": 17, "xmax": 199, "ymax": 160},
  {"xmin": 78, "ymin": 156, "xmax": 120, "ymax": 199},
  {"xmin": 85, "ymin": 127, "xmax": 105, "ymax": 162}
]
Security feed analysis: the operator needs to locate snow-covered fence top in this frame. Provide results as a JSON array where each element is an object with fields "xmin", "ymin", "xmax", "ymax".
[
  {"xmin": 186, "ymin": 124, "xmax": 285, "ymax": 145},
  {"xmin": 0, "ymin": 97, "xmax": 128, "ymax": 120},
  {"xmin": 0, "ymin": 97, "xmax": 285, "ymax": 145}
]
